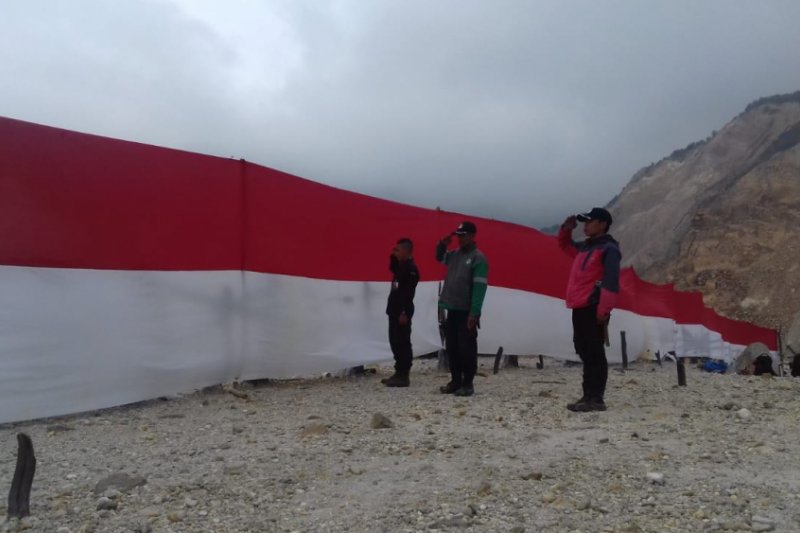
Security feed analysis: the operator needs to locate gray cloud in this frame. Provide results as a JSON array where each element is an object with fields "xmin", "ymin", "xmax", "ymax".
[{"xmin": 2, "ymin": 0, "xmax": 800, "ymax": 227}]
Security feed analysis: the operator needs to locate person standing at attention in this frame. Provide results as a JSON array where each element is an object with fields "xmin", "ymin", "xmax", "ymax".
[
  {"xmin": 436, "ymin": 221, "xmax": 489, "ymax": 397},
  {"xmin": 382, "ymin": 238, "xmax": 419, "ymax": 387},
  {"xmin": 558, "ymin": 208, "xmax": 621, "ymax": 412}
]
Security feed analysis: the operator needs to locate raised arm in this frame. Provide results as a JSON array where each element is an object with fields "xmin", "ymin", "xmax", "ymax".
[
  {"xmin": 436, "ymin": 235, "xmax": 452, "ymax": 264},
  {"xmin": 557, "ymin": 215, "xmax": 579, "ymax": 258}
]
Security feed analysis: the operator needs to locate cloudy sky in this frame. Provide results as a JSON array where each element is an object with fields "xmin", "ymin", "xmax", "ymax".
[{"xmin": 2, "ymin": 1, "xmax": 800, "ymax": 227}]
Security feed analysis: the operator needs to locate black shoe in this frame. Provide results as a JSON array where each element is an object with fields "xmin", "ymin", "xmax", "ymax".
[
  {"xmin": 383, "ymin": 375, "xmax": 409, "ymax": 388},
  {"xmin": 567, "ymin": 398, "xmax": 593, "ymax": 412},
  {"xmin": 589, "ymin": 398, "xmax": 607, "ymax": 411},
  {"xmin": 380, "ymin": 374, "xmax": 398, "ymax": 385},
  {"xmin": 566, "ymin": 396, "xmax": 588, "ymax": 411},
  {"xmin": 453, "ymin": 385, "xmax": 474, "ymax": 397},
  {"xmin": 439, "ymin": 381, "xmax": 460, "ymax": 394}
]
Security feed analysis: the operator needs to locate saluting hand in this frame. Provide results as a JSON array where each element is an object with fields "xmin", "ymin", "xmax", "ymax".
[
  {"xmin": 441, "ymin": 234, "xmax": 453, "ymax": 246},
  {"xmin": 563, "ymin": 215, "xmax": 578, "ymax": 231}
]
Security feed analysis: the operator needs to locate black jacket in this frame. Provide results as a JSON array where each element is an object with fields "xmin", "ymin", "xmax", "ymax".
[{"xmin": 386, "ymin": 256, "xmax": 419, "ymax": 318}]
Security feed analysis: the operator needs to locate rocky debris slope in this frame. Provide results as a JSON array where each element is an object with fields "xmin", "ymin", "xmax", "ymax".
[
  {"xmin": 607, "ymin": 91, "xmax": 800, "ymax": 329},
  {"xmin": 1, "ymin": 360, "xmax": 800, "ymax": 532}
]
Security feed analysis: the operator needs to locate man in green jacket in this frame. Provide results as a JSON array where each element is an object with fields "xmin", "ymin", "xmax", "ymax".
[{"xmin": 436, "ymin": 221, "xmax": 489, "ymax": 397}]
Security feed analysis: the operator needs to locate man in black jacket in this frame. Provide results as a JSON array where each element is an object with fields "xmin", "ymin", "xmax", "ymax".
[{"xmin": 382, "ymin": 238, "xmax": 420, "ymax": 387}]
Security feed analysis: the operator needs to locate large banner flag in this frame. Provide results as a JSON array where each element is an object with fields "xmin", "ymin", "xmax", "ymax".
[{"xmin": 0, "ymin": 117, "xmax": 777, "ymax": 423}]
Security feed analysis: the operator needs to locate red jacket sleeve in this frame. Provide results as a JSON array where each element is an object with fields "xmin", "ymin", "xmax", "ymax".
[{"xmin": 557, "ymin": 225, "xmax": 578, "ymax": 258}]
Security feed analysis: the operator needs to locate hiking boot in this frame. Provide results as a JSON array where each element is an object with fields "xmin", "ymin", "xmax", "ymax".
[
  {"xmin": 566, "ymin": 396, "xmax": 588, "ymax": 411},
  {"xmin": 383, "ymin": 375, "xmax": 409, "ymax": 388},
  {"xmin": 567, "ymin": 398, "xmax": 593, "ymax": 412},
  {"xmin": 439, "ymin": 381, "xmax": 460, "ymax": 394},
  {"xmin": 453, "ymin": 385, "xmax": 474, "ymax": 397},
  {"xmin": 589, "ymin": 398, "xmax": 607, "ymax": 411},
  {"xmin": 380, "ymin": 374, "xmax": 398, "ymax": 385}
]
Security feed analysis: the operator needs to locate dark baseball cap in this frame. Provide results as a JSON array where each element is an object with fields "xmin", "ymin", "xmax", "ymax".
[
  {"xmin": 576, "ymin": 208, "xmax": 612, "ymax": 225},
  {"xmin": 453, "ymin": 221, "xmax": 477, "ymax": 235}
]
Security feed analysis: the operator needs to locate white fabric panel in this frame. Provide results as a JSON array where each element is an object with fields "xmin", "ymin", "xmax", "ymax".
[
  {"xmin": 641, "ymin": 317, "xmax": 677, "ymax": 357},
  {"xmin": 472, "ymin": 287, "xmax": 647, "ymax": 364},
  {"xmin": 474, "ymin": 288, "xmax": 574, "ymax": 359},
  {"xmin": 678, "ymin": 324, "xmax": 712, "ymax": 357},
  {"xmin": 0, "ymin": 267, "xmax": 774, "ymax": 423},
  {"xmin": 0, "ymin": 266, "xmax": 244, "ymax": 423},
  {"xmin": 708, "ymin": 331, "xmax": 725, "ymax": 359},
  {"xmin": 240, "ymin": 275, "xmax": 442, "ymax": 378},
  {"xmin": 604, "ymin": 310, "xmax": 647, "ymax": 364}
]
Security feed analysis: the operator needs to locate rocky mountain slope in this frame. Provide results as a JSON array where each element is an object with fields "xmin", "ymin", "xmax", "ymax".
[{"xmin": 607, "ymin": 91, "xmax": 800, "ymax": 329}]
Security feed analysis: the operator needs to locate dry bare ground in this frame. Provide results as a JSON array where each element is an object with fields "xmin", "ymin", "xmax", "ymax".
[{"xmin": 2, "ymin": 359, "xmax": 800, "ymax": 532}]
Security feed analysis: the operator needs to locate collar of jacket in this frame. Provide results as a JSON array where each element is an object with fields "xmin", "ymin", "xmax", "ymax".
[
  {"xmin": 585, "ymin": 234, "xmax": 617, "ymax": 246},
  {"xmin": 459, "ymin": 242, "xmax": 477, "ymax": 252}
]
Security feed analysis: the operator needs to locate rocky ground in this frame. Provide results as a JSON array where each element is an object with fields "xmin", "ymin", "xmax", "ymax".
[{"xmin": 2, "ymin": 359, "xmax": 800, "ymax": 533}]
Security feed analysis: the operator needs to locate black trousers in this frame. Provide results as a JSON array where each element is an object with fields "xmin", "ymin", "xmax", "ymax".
[
  {"xmin": 445, "ymin": 310, "xmax": 478, "ymax": 387},
  {"xmin": 388, "ymin": 317, "xmax": 413, "ymax": 376},
  {"xmin": 572, "ymin": 305, "xmax": 608, "ymax": 401}
]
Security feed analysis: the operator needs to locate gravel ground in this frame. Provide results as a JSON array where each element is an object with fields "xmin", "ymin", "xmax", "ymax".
[{"xmin": 2, "ymin": 358, "xmax": 800, "ymax": 533}]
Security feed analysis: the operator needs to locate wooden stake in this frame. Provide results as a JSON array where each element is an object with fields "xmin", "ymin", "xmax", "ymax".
[
  {"xmin": 7, "ymin": 433, "xmax": 36, "ymax": 519},
  {"xmin": 492, "ymin": 346, "xmax": 504, "ymax": 374},
  {"xmin": 620, "ymin": 331, "xmax": 628, "ymax": 370},
  {"xmin": 677, "ymin": 359, "xmax": 687, "ymax": 387}
]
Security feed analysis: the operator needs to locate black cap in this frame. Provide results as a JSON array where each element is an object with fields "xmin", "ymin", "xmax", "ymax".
[
  {"xmin": 576, "ymin": 208, "xmax": 612, "ymax": 226},
  {"xmin": 453, "ymin": 221, "xmax": 477, "ymax": 235}
]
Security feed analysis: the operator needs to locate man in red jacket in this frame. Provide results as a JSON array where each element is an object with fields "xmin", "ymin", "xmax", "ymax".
[{"xmin": 558, "ymin": 208, "xmax": 621, "ymax": 412}]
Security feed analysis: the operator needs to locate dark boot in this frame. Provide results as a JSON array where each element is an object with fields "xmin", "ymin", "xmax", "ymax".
[
  {"xmin": 454, "ymin": 385, "xmax": 474, "ymax": 397},
  {"xmin": 383, "ymin": 374, "xmax": 409, "ymax": 387},
  {"xmin": 589, "ymin": 397, "xmax": 607, "ymax": 411},
  {"xmin": 567, "ymin": 398, "xmax": 593, "ymax": 412},
  {"xmin": 439, "ymin": 381, "xmax": 460, "ymax": 394},
  {"xmin": 566, "ymin": 396, "xmax": 588, "ymax": 411},
  {"xmin": 381, "ymin": 374, "xmax": 398, "ymax": 384}
]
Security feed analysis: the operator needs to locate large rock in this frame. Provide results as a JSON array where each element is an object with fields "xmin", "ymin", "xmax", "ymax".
[
  {"xmin": 785, "ymin": 310, "xmax": 800, "ymax": 356},
  {"xmin": 731, "ymin": 343, "xmax": 776, "ymax": 374},
  {"xmin": 93, "ymin": 473, "xmax": 147, "ymax": 496},
  {"xmin": 370, "ymin": 413, "xmax": 394, "ymax": 429},
  {"xmin": 605, "ymin": 91, "xmax": 800, "ymax": 329}
]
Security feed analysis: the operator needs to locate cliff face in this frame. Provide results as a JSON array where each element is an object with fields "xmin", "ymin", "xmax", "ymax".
[{"xmin": 607, "ymin": 92, "xmax": 800, "ymax": 329}]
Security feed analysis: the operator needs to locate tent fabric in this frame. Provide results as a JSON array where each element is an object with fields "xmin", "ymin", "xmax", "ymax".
[{"xmin": 0, "ymin": 116, "xmax": 779, "ymax": 423}]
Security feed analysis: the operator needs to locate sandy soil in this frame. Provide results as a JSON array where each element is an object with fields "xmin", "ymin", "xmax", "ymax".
[{"xmin": 2, "ymin": 359, "xmax": 799, "ymax": 532}]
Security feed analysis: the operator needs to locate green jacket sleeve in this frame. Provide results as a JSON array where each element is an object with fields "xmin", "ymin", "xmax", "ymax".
[{"xmin": 470, "ymin": 259, "xmax": 488, "ymax": 316}]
